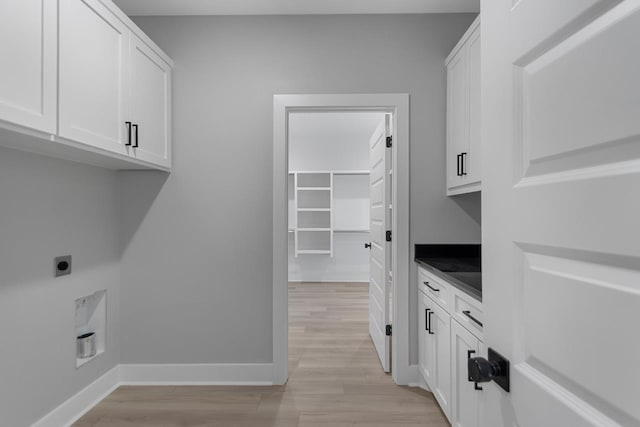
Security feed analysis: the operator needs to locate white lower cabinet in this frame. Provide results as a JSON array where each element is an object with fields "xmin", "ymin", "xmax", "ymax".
[
  {"xmin": 430, "ymin": 301, "xmax": 452, "ymax": 419},
  {"xmin": 418, "ymin": 266, "xmax": 483, "ymax": 425},
  {"xmin": 418, "ymin": 294, "xmax": 434, "ymax": 386},
  {"xmin": 451, "ymin": 319, "xmax": 480, "ymax": 427}
]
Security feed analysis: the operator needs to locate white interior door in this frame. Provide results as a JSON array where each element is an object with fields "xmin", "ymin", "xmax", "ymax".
[
  {"xmin": 483, "ymin": 1, "xmax": 640, "ymax": 426},
  {"xmin": 369, "ymin": 115, "xmax": 391, "ymax": 372}
]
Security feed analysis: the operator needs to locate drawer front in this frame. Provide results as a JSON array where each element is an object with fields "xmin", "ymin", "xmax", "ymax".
[
  {"xmin": 452, "ymin": 290, "xmax": 483, "ymax": 337},
  {"xmin": 418, "ymin": 267, "xmax": 452, "ymax": 311}
]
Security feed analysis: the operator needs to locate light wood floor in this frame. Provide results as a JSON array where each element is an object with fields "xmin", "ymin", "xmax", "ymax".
[{"xmin": 74, "ymin": 282, "xmax": 448, "ymax": 426}]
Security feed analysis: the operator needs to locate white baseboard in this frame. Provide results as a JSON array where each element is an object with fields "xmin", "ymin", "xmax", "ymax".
[
  {"xmin": 393, "ymin": 363, "xmax": 419, "ymax": 386},
  {"xmin": 32, "ymin": 365, "xmax": 121, "ymax": 427},
  {"xmin": 32, "ymin": 363, "xmax": 274, "ymax": 427},
  {"xmin": 119, "ymin": 363, "xmax": 274, "ymax": 385}
]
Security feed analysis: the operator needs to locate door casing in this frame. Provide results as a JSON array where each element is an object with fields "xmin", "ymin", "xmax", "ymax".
[{"xmin": 272, "ymin": 94, "xmax": 410, "ymax": 385}]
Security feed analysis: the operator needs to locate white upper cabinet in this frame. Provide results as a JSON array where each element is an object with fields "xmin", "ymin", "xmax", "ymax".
[
  {"xmin": 466, "ymin": 28, "xmax": 481, "ymax": 186},
  {"xmin": 446, "ymin": 46, "xmax": 468, "ymax": 191},
  {"xmin": 0, "ymin": 0, "xmax": 57, "ymax": 133},
  {"xmin": 446, "ymin": 17, "xmax": 480, "ymax": 196},
  {"xmin": 58, "ymin": 0, "xmax": 130, "ymax": 154},
  {"xmin": 0, "ymin": 0, "xmax": 172, "ymax": 171},
  {"xmin": 129, "ymin": 34, "xmax": 172, "ymax": 168}
]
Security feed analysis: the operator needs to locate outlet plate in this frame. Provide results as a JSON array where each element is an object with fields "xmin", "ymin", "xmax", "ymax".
[{"xmin": 54, "ymin": 255, "xmax": 72, "ymax": 277}]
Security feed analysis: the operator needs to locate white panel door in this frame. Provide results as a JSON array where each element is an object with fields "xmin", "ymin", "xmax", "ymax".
[
  {"xmin": 129, "ymin": 34, "xmax": 171, "ymax": 168},
  {"xmin": 483, "ymin": 1, "xmax": 640, "ymax": 426},
  {"xmin": 58, "ymin": 0, "xmax": 129, "ymax": 153},
  {"xmin": 0, "ymin": 0, "xmax": 56, "ymax": 133},
  {"xmin": 446, "ymin": 46, "xmax": 468, "ymax": 190},
  {"xmin": 451, "ymin": 319, "xmax": 480, "ymax": 427},
  {"xmin": 369, "ymin": 116, "xmax": 391, "ymax": 372}
]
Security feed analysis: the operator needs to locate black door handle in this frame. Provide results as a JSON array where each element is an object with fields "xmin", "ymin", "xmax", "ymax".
[
  {"xmin": 428, "ymin": 310, "xmax": 434, "ymax": 335},
  {"xmin": 132, "ymin": 124, "xmax": 139, "ymax": 148},
  {"xmin": 468, "ymin": 348, "xmax": 510, "ymax": 392},
  {"xmin": 461, "ymin": 152, "xmax": 467, "ymax": 176},
  {"xmin": 425, "ymin": 308, "xmax": 430, "ymax": 331},
  {"xmin": 456, "ymin": 154, "xmax": 461, "ymax": 176},
  {"xmin": 125, "ymin": 121, "xmax": 132, "ymax": 146},
  {"xmin": 364, "ymin": 242, "xmax": 371, "ymax": 249}
]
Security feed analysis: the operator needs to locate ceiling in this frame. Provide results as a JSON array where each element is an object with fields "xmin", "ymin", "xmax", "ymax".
[{"xmin": 113, "ymin": 0, "xmax": 480, "ymax": 16}]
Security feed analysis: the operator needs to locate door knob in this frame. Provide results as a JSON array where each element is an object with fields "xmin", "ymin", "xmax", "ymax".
[
  {"xmin": 467, "ymin": 348, "xmax": 510, "ymax": 392},
  {"xmin": 364, "ymin": 242, "xmax": 372, "ymax": 249}
]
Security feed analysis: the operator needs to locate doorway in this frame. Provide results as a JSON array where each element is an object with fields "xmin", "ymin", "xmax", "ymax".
[{"xmin": 273, "ymin": 94, "xmax": 410, "ymax": 385}]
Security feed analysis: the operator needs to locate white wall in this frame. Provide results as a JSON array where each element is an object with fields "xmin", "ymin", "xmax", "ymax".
[
  {"xmin": 120, "ymin": 14, "xmax": 480, "ymax": 366},
  {"xmin": 0, "ymin": 147, "xmax": 121, "ymax": 427},
  {"xmin": 289, "ymin": 112, "xmax": 380, "ymax": 282},
  {"xmin": 289, "ymin": 112, "xmax": 383, "ymax": 172}
]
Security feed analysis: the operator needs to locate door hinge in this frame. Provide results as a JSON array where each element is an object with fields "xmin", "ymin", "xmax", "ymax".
[
  {"xmin": 386, "ymin": 230, "xmax": 392, "ymax": 242},
  {"xmin": 385, "ymin": 324, "xmax": 392, "ymax": 336},
  {"xmin": 386, "ymin": 136, "xmax": 393, "ymax": 148}
]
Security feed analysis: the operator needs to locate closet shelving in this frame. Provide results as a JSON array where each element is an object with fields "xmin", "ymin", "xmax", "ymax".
[
  {"xmin": 293, "ymin": 172, "xmax": 333, "ymax": 256},
  {"xmin": 290, "ymin": 170, "xmax": 370, "ymax": 257}
]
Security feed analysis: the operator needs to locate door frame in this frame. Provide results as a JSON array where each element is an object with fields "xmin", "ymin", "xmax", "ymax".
[{"xmin": 272, "ymin": 93, "xmax": 410, "ymax": 385}]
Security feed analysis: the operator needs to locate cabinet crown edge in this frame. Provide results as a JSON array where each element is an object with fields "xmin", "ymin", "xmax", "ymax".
[{"xmin": 445, "ymin": 15, "xmax": 480, "ymax": 65}]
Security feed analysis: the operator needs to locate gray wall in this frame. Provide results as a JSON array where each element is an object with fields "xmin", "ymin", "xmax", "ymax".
[
  {"xmin": 0, "ymin": 147, "xmax": 121, "ymax": 427},
  {"xmin": 120, "ymin": 14, "xmax": 480, "ymax": 365}
]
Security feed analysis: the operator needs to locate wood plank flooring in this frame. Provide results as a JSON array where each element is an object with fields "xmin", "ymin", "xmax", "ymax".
[{"xmin": 74, "ymin": 282, "xmax": 448, "ymax": 426}]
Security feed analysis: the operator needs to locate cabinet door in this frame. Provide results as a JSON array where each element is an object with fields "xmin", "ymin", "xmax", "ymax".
[
  {"xmin": 430, "ymin": 301, "xmax": 452, "ymax": 421},
  {"xmin": 465, "ymin": 27, "xmax": 481, "ymax": 186},
  {"xmin": 58, "ymin": 0, "xmax": 129, "ymax": 153},
  {"xmin": 0, "ymin": 0, "xmax": 56, "ymax": 133},
  {"xmin": 446, "ymin": 46, "xmax": 468, "ymax": 191},
  {"xmin": 418, "ymin": 293, "xmax": 435, "ymax": 386},
  {"xmin": 451, "ymin": 319, "xmax": 480, "ymax": 427},
  {"xmin": 129, "ymin": 34, "xmax": 171, "ymax": 168}
]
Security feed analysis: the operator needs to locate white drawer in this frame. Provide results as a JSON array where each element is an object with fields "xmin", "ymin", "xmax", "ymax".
[
  {"xmin": 418, "ymin": 266, "xmax": 453, "ymax": 311},
  {"xmin": 452, "ymin": 289, "xmax": 483, "ymax": 338}
]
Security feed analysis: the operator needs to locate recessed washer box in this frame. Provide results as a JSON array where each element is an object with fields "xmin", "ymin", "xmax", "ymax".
[{"xmin": 75, "ymin": 290, "xmax": 106, "ymax": 368}]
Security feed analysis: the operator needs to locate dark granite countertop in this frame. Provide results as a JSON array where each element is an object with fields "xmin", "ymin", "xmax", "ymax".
[{"xmin": 415, "ymin": 244, "xmax": 482, "ymax": 301}]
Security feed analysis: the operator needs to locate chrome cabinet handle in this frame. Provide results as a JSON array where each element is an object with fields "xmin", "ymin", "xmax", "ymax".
[{"xmin": 462, "ymin": 310, "xmax": 483, "ymax": 327}]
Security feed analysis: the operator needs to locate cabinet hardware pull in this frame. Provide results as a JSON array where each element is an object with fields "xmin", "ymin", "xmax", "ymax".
[
  {"xmin": 425, "ymin": 308, "xmax": 430, "ymax": 331},
  {"xmin": 125, "ymin": 121, "xmax": 132, "ymax": 146},
  {"xmin": 424, "ymin": 281, "xmax": 440, "ymax": 293},
  {"xmin": 132, "ymin": 124, "xmax": 139, "ymax": 148},
  {"xmin": 462, "ymin": 310, "xmax": 483, "ymax": 327},
  {"xmin": 461, "ymin": 152, "xmax": 468, "ymax": 176},
  {"xmin": 456, "ymin": 154, "xmax": 462, "ymax": 176},
  {"xmin": 428, "ymin": 310, "xmax": 434, "ymax": 335},
  {"xmin": 467, "ymin": 349, "xmax": 477, "ymax": 381}
]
